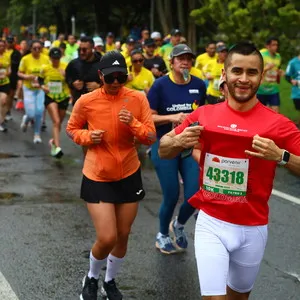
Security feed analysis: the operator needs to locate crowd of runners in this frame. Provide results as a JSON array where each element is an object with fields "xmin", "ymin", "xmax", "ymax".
[{"xmin": 1, "ymin": 28, "xmax": 300, "ymax": 300}]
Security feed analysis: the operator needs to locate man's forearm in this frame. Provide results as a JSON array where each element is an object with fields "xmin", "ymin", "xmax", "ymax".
[
  {"xmin": 286, "ymin": 154, "xmax": 300, "ymax": 176},
  {"xmin": 158, "ymin": 134, "xmax": 183, "ymax": 159}
]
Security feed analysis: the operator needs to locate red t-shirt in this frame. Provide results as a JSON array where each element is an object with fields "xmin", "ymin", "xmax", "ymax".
[{"xmin": 175, "ymin": 100, "xmax": 300, "ymax": 225}]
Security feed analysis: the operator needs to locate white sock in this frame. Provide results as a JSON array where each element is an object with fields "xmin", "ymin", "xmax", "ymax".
[
  {"xmin": 157, "ymin": 232, "xmax": 167, "ymax": 238},
  {"xmin": 88, "ymin": 251, "xmax": 107, "ymax": 280},
  {"xmin": 105, "ymin": 254, "xmax": 124, "ymax": 283},
  {"xmin": 174, "ymin": 219, "xmax": 184, "ymax": 229}
]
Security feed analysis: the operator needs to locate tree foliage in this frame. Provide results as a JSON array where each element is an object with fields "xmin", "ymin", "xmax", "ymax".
[
  {"xmin": 190, "ymin": 0, "xmax": 300, "ymax": 61},
  {"xmin": 1, "ymin": 0, "xmax": 300, "ymax": 61}
]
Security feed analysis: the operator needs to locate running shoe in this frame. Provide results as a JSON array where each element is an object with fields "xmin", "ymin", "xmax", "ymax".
[
  {"xmin": 100, "ymin": 279, "xmax": 123, "ymax": 300},
  {"xmin": 0, "ymin": 122, "xmax": 8, "ymax": 132},
  {"xmin": 80, "ymin": 275, "xmax": 98, "ymax": 300},
  {"xmin": 20, "ymin": 115, "xmax": 28, "ymax": 132},
  {"xmin": 169, "ymin": 217, "xmax": 188, "ymax": 250},
  {"xmin": 49, "ymin": 139, "xmax": 64, "ymax": 158},
  {"xmin": 49, "ymin": 139, "xmax": 56, "ymax": 156},
  {"xmin": 33, "ymin": 135, "xmax": 42, "ymax": 144},
  {"xmin": 155, "ymin": 233, "xmax": 177, "ymax": 254},
  {"xmin": 5, "ymin": 111, "xmax": 12, "ymax": 121},
  {"xmin": 54, "ymin": 147, "xmax": 64, "ymax": 158}
]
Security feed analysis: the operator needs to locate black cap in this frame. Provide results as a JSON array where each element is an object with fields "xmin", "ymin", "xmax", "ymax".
[
  {"xmin": 49, "ymin": 47, "xmax": 62, "ymax": 59},
  {"xmin": 99, "ymin": 51, "xmax": 127, "ymax": 76},
  {"xmin": 170, "ymin": 44, "xmax": 195, "ymax": 59},
  {"xmin": 126, "ymin": 36, "xmax": 135, "ymax": 44},
  {"xmin": 106, "ymin": 32, "xmax": 114, "ymax": 37},
  {"xmin": 170, "ymin": 29, "xmax": 182, "ymax": 36},
  {"xmin": 216, "ymin": 45, "xmax": 228, "ymax": 53},
  {"xmin": 144, "ymin": 38, "xmax": 155, "ymax": 47},
  {"xmin": 6, "ymin": 35, "xmax": 14, "ymax": 43}
]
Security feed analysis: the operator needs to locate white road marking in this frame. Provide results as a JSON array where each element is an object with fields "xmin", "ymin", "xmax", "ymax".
[
  {"xmin": 0, "ymin": 271, "xmax": 19, "ymax": 299},
  {"xmin": 272, "ymin": 189, "xmax": 300, "ymax": 205}
]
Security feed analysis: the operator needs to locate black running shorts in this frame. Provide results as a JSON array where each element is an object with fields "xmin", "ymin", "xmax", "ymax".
[
  {"xmin": 44, "ymin": 95, "xmax": 70, "ymax": 110},
  {"xmin": 0, "ymin": 84, "xmax": 10, "ymax": 95},
  {"xmin": 80, "ymin": 167, "xmax": 145, "ymax": 204}
]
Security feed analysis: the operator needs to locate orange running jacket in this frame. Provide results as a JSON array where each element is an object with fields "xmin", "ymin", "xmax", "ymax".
[{"xmin": 66, "ymin": 87, "xmax": 156, "ymax": 182}]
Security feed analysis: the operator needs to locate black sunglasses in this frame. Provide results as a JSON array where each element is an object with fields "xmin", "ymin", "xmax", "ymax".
[
  {"xmin": 103, "ymin": 73, "xmax": 128, "ymax": 84},
  {"xmin": 132, "ymin": 58, "xmax": 144, "ymax": 63}
]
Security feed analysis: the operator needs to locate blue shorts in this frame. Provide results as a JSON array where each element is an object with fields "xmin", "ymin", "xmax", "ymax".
[{"xmin": 257, "ymin": 93, "xmax": 280, "ymax": 107}]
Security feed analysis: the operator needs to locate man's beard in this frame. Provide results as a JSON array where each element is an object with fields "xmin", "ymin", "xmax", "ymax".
[{"xmin": 227, "ymin": 82, "xmax": 259, "ymax": 103}]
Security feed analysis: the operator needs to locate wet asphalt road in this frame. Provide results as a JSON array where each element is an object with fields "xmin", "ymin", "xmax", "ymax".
[{"xmin": 0, "ymin": 109, "xmax": 299, "ymax": 300}]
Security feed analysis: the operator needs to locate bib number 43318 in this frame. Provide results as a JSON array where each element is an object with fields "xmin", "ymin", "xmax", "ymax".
[
  {"xmin": 203, "ymin": 153, "xmax": 249, "ymax": 196},
  {"xmin": 206, "ymin": 167, "xmax": 245, "ymax": 185}
]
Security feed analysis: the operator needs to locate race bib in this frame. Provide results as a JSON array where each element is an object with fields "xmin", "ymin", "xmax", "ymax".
[
  {"xmin": 48, "ymin": 81, "xmax": 62, "ymax": 94},
  {"xmin": 213, "ymin": 78, "xmax": 220, "ymax": 90},
  {"xmin": 203, "ymin": 153, "xmax": 249, "ymax": 196},
  {"xmin": 0, "ymin": 68, "xmax": 6, "ymax": 79}
]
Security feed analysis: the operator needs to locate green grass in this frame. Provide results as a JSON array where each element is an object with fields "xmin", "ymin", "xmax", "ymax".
[{"xmin": 279, "ymin": 79, "xmax": 298, "ymax": 121}]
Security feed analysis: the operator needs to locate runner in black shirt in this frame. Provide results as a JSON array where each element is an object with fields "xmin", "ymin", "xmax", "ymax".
[
  {"xmin": 143, "ymin": 38, "xmax": 167, "ymax": 79},
  {"xmin": 65, "ymin": 36, "xmax": 102, "ymax": 105}
]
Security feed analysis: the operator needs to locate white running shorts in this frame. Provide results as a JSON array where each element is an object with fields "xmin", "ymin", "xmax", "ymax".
[{"xmin": 195, "ymin": 210, "xmax": 268, "ymax": 296}]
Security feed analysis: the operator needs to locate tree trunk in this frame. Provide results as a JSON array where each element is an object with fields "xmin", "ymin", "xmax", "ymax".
[
  {"xmin": 156, "ymin": 0, "xmax": 169, "ymax": 36},
  {"xmin": 93, "ymin": 0, "xmax": 110, "ymax": 36},
  {"xmin": 177, "ymin": 0, "xmax": 185, "ymax": 35},
  {"xmin": 188, "ymin": 0, "xmax": 196, "ymax": 52},
  {"xmin": 52, "ymin": 4, "xmax": 65, "ymax": 35}
]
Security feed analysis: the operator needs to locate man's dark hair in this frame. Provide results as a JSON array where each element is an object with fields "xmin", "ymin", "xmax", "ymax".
[
  {"xmin": 80, "ymin": 36, "xmax": 94, "ymax": 47},
  {"xmin": 29, "ymin": 39, "xmax": 42, "ymax": 48},
  {"xmin": 224, "ymin": 42, "xmax": 264, "ymax": 72},
  {"xmin": 59, "ymin": 42, "xmax": 67, "ymax": 49},
  {"xmin": 206, "ymin": 41, "xmax": 216, "ymax": 47},
  {"xmin": 265, "ymin": 37, "xmax": 279, "ymax": 46}
]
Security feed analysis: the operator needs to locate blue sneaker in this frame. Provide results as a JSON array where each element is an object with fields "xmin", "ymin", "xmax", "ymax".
[
  {"xmin": 169, "ymin": 217, "xmax": 188, "ymax": 250},
  {"xmin": 155, "ymin": 233, "xmax": 177, "ymax": 254}
]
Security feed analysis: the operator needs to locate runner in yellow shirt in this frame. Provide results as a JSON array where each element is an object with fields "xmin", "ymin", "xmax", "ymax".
[
  {"xmin": 121, "ymin": 36, "xmax": 136, "ymax": 67},
  {"xmin": 40, "ymin": 47, "xmax": 70, "ymax": 158},
  {"xmin": 104, "ymin": 32, "xmax": 116, "ymax": 52},
  {"xmin": 17, "ymin": 40, "xmax": 50, "ymax": 143},
  {"xmin": 151, "ymin": 31, "xmax": 163, "ymax": 56},
  {"xmin": 206, "ymin": 44, "xmax": 228, "ymax": 104},
  {"xmin": 195, "ymin": 41, "xmax": 217, "ymax": 86},
  {"xmin": 0, "ymin": 40, "xmax": 11, "ymax": 132},
  {"xmin": 126, "ymin": 49, "xmax": 154, "ymax": 95}
]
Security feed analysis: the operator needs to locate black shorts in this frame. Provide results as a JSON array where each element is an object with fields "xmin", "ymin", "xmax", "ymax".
[
  {"xmin": 0, "ymin": 84, "xmax": 10, "ymax": 95},
  {"xmin": 293, "ymin": 99, "xmax": 300, "ymax": 111},
  {"xmin": 9, "ymin": 75, "xmax": 18, "ymax": 90},
  {"xmin": 257, "ymin": 93, "xmax": 280, "ymax": 107},
  {"xmin": 44, "ymin": 95, "xmax": 70, "ymax": 110},
  {"xmin": 80, "ymin": 167, "xmax": 145, "ymax": 204}
]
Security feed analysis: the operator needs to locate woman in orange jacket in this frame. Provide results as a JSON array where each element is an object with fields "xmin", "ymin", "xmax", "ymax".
[{"xmin": 66, "ymin": 51, "xmax": 156, "ymax": 300}]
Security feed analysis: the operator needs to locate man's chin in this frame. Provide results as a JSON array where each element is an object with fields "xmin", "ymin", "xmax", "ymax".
[{"xmin": 234, "ymin": 95, "xmax": 253, "ymax": 103}]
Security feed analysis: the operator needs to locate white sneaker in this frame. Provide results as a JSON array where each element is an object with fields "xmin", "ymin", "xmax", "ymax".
[
  {"xmin": 33, "ymin": 135, "xmax": 42, "ymax": 144},
  {"xmin": 20, "ymin": 115, "xmax": 28, "ymax": 132},
  {"xmin": 0, "ymin": 122, "xmax": 8, "ymax": 132},
  {"xmin": 5, "ymin": 112, "xmax": 12, "ymax": 121}
]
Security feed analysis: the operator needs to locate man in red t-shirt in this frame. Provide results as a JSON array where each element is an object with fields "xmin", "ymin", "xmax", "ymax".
[{"xmin": 158, "ymin": 42, "xmax": 300, "ymax": 300}]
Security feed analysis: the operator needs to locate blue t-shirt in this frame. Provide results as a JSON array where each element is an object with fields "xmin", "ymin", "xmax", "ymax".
[
  {"xmin": 147, "ymin": 75, "xmax": 207, "ymax": 138},
  {"xmin": 285, "ymin": 57, "xmax": 300, "ymax": 100}
]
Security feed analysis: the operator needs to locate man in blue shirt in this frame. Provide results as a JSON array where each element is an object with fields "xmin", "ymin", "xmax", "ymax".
[{"xmin": 285, "ymin": 54, "xmax": 300, "ymax": 126}]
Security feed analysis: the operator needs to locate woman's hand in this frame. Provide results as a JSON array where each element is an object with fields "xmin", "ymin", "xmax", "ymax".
[
  {"xmin": 119, "ymin": 108, "xmax": 133, "ymax": 124},
  {"xmin": 90, "ymin": 130, "xmax": 105, "ymax": 144}
]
